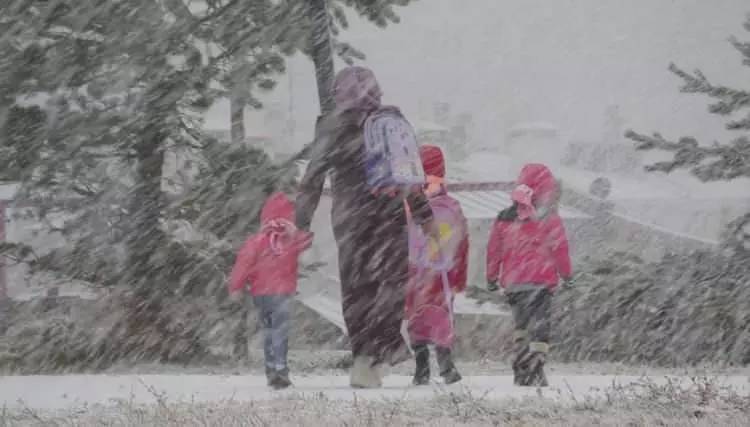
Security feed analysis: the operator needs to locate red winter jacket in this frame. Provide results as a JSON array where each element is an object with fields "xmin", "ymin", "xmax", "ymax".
[
  {"xmin": 228, "ymin": 193, "xmax": 313, "ymax": 296},
  {"xmin": 486, "ymin": 164, "xmax": 572, "ymax": 292}
]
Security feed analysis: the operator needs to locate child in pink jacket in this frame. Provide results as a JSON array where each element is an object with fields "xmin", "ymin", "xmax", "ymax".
[
  {"xmin": 229, "ymin": 192, "xmax": 313, "ymax": 389},
  {"xmin": 486, "ymin": 164, "xmax": 572, "ymax": 387}
]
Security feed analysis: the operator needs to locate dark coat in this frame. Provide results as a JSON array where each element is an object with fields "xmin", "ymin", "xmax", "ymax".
[{"xmin": 296, "ymin": 110, "xmax": 432, "ymax": 364}]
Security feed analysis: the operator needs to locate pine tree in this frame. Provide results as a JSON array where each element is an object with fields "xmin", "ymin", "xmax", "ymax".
[
  {"xmin": 0, "ymin": 1, "xmax": 289, "ymax": 366},
  {"xmin": 193, "ymin": 1, "xmax": 288, "ymax": 144},
  {"xmin": 626, "ymin": 13, "xmax": 750, "ymax": 255},
  {"xmin": 0, "ymin": 0, "xmax": 418, "ymax": 369}
]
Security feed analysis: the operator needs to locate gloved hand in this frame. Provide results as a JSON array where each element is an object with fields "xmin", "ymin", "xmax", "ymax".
[
  {"xmin": 229, "ymin": 291, "xmax": 244, "ymax": 303},
  {"xmin": 487, "ymin": 281, "xmax": 499, "ymax": 292}
]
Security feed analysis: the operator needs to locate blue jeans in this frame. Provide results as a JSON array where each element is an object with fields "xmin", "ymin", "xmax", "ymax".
[{"xmin": 253, "ymin": 295, "xmax": 291, "ymax": 371}]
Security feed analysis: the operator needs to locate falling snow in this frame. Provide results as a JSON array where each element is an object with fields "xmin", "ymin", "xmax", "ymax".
[{"xmin": 1, "ymin": 1, "xmax": 750, "ymax": 424}]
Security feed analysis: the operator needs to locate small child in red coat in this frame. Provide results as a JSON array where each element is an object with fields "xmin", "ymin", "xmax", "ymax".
[
  {"xmin": 405, "ymin": 145, "xmax": 469, "ymax": 386},
  {"xmin": 228, "ymin": 192, "xmax": 313, "ymax": 389},
  {"xmin": 486, "ymin": 163, "xmax": 572, "ymax": 387}
]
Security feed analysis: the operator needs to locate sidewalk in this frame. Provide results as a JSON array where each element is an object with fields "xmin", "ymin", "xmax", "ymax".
[{"xmin": 1, "ymin": 374, "xmax": 748, "ymax": 411}]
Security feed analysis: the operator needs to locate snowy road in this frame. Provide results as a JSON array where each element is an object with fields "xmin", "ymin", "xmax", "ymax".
[{"xmin": 1, "ymin": 374, "xmax": 748, "ymax": 410}]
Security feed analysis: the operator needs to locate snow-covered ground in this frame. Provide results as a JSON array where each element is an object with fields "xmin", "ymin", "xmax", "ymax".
[
  {"xmin": 3, "ymin": 349, "xmax": 749, "ymax": 424},
  {"xmin": 2, "ymin": 372, "xmax": 748, "ymax": 411}
]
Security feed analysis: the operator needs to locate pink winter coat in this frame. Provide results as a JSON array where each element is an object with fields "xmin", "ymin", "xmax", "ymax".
[
  {"xmin": 228, "ymin": 193, "xmax": 313, "ymax": 296},
  {"xmin": 406, "ymin": 144, "xmax": 469, "ymax": 347},
  {"xmin": 405, "ymin": 188, "xmax": 469, "ymax": 348}
]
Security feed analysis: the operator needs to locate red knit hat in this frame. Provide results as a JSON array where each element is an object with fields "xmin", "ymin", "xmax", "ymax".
[{"xmin": 419, "ymin": 145, "xmax": 445, "ymax": 178}]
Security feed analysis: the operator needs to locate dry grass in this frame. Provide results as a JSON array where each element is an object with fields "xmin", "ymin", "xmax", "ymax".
[{"xmin": 3, "ymin": 377, "xmax": 748, "ymax": 427}]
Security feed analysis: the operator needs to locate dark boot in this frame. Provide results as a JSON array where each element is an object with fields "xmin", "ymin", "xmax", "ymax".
[
  {"xmin": 272, "ymin": 368, "xmax": 292, "ymax": 390},
  {"xmin": 436, "ymin": 347, "xmax": 462, "ymax": 385},
  {"xmin": 412, "ymin": 344, "xmax": 430, "ymax": 386},
  {"xmin": 512, "ymin": 347, "xmax": 529, "ymax": 386},
  {"xmin": 514, "ymin": 342, "xmax": 549, "ymax": 387},
  {"xmin": 511, "ymin": 329, "xmax": 529, "ymax": 386},
  {"xmin": 441, "ymin": 368, "xmax": 462, "ymax": 385},
  {"xmin": 265, "ymin": 366, "xmax": 277, "ymax": 386},
  {"xmin": 527, "ymin": 353, "xmax": 548, "ymax": 387},
  {"xmin": 515, "ymin": 352, "xmax": 548, "ymax": 387}
]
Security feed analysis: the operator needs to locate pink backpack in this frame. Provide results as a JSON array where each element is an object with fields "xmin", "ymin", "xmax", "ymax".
[{"xmin": 407, "ymin": 194, "xmax": 467, "ymax": 322}]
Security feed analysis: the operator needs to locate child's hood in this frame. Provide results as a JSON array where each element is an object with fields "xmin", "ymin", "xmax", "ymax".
[
  {"xmin": 259, "ymin": 192, "xmax": 303, "ymax": 254},
  {"xmin": 516, "ymin": 163, "xmax": 559, "ymax": 213},
  {"xmin": 260, "ymin": 192, "xmax": 295, "ymax": 225}
]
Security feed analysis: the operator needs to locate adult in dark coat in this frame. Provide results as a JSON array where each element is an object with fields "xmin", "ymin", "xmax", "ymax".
[{"xmin": 295, "ymin": 66, "xmax": 433, "ymax": 388}]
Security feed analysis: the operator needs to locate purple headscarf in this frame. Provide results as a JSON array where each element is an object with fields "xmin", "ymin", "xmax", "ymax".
[{"xmin": 332, "ymin": 66, "xmax": 383, "ymax": 114}]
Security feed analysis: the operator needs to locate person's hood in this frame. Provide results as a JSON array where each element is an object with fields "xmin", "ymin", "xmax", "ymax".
[
  {"xmin": 260, "ymin": 192, "xmax": 295, "ymax": 225},
  {"xmin": 260, "ymin": 192, "xmax": 301, "ymax": 255},
  {"xmin": 516, "ymin": 163, "xmax": 559, "ymax": 210},
  {"xmin": 332, "ymin": 66, "xmax": 382, "ymax": 114}
]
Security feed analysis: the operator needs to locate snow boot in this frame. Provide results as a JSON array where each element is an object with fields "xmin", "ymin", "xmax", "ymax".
[
  {"xmin": 441, "ymin": 367, "xmax": 462, "ymax": 385},
  {"xmin": 511, "ymin": 329, "xmax": 530, "ymax": 386},
  {"xmin": 525, "ymin": 352, "xmax": 548, "ymax": 387},
  {"xmin": 271, "ymin": 368, "xmax": 293, "ymax": 390},
  {"xmin": 265, "ymin": 367, "xmax": 277, "ymax": 386},
  {"xmin": 412, "ymin": 345, "xmax": 430, "ymax": 386},
  {"xmin": 412, "ymin": 374, "xmax": 430, "ymax": 386},
  {"xmin": 514, "ymin": 342, "xmax": 549, "ymax": 387},
  {"xmin": 436, "ymin": 347, "xmax": 462, "ymax": 385},
  {"xmin": 515, "ymin": 352, "xmax": 548, "ymax": 387},
  {"xmin": 527, "ymin": 341, "xmax": 549, "ymax": 387},
  {"xmin": 350, "ymin": 356, "xmax": 381, "ymax": 388},
  {"xmin": 512, "ymin": 348, "xmax": 529, "ymax": 386}
]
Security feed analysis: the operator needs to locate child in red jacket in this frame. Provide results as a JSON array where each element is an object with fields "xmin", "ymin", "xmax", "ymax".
[
  {"xmin": 406, "ymin": 145, "xmax": 469, "ymax": 386},
  {"xmin": 486, "ymin": 164, "xmax": 572, "ymax": 387},
  {"xmin": 228, "ymin": 192, "xmax": 313, "ymax": 389}
]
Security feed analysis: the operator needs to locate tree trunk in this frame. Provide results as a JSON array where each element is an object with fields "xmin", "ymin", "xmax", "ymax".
[
  {"xmin": 278, "ymin": 0, "xmax": 335, "ymax": 167},
  {"xmin": 230, "ymin": 90, "xmax": 245, "ymax": 145},
  {"xmin": 127, "ymin": 128, "xmax": 166, "ymax": 289},
  {"xmin": 119, "ymin": 85, "xmax": 176, "ymax": 363},
  {"xmin": 309, "ymin": 0, "xmax": 335, "ymax": 115}
]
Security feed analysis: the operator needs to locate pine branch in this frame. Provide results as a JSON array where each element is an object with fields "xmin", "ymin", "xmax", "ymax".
[
  {"xmin": 730, "ymin": 36, "xmax": 750, "ymax": 67},
  {"xmin": 334, "ymin": 40, "xmax": 366, "ymax": 65},
  {"xmin": 728, "ymin": 113, "xmax": 750, "ymax": 131},
  {"xmin": 626, "ymin": 130, "xmax": 750, "ymax": 181},
  {"xmin": 627, "ymin": 16, "xmax": 750, "ymax": 188},
  {"xmin": 669, "ymin": 63, "xmax": 750, "ymax": 119}
]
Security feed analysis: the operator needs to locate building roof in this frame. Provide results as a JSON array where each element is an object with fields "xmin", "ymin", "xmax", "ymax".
[
  {"xmin": 413, "ymin": 120, "xmax": 450, "ymax": 133},
  {"xmin": 451, "ymin": 189, "xmax": 590, "ymax": 221},
  {"xmin": 0, "ymin": 182, "xmax": 20, "ymax": 201},
  {"xmin": 296, "ymin": 161, "xmax": 590, "ymax": 221},
  {"xmin": 507, "ymin": 122, "xmax": 559, "ymax": 138}
]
